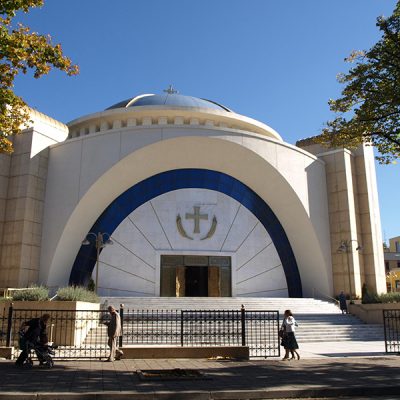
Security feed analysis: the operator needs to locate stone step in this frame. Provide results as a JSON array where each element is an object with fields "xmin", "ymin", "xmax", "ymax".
[
  {"xmin": 103, "ymin": 297, "xmax": 340, "ymax": 306},
  {"xmin": 93, "ymin": 297, "xmax": 384, "ymax": 346},
  {"xmin": 103, "ymin": 298, "xmax": 342, "ymax": 314}
]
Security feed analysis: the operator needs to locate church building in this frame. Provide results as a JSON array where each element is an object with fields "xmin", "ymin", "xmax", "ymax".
[{"xmin": 0, "ymin": 88, "xmax": 386, "ymax": 298}]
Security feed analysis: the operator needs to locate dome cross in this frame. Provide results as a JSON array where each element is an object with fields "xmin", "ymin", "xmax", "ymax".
[{"xmin": 163, "ymin": 84, "xmax": 178, "ymax": 94}]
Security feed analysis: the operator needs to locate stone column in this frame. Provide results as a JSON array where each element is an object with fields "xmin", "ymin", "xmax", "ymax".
[
  {"xmin": 296, "ymin": 138, "xmax": 385, "ymax": 297},
  {"xmin": 0, "ymin": 152, "xmax": 11, "ymax": 286},
  {"xmin": 353, "ymin": 145, "xmax": 386, "ymax": 293},
  {"xmin": 0, "ymin": 110, "xmax": 68, "ymax": 288},
  {"xmin": 0, "ymin": 131, "xmax": 49, "ymax": 287}
]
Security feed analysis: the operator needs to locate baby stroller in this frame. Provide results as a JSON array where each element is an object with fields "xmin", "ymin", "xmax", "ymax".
[{"xmin": 18, "ymin": 330, "xmax": 56, "ymax": 368}]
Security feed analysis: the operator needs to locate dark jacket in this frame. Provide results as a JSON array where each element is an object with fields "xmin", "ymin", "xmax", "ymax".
[
  {"xmin": 338, "ymin": 293, "xmax": 347, "ymax": 310},
  {"xmin": 23, "ymin": 318, "xmax": 48, "ymax": 343}
]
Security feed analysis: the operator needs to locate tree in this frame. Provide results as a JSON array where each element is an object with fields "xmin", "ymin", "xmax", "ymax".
[
  {"xmin": 0, "ymin": 0, "xmax": 78, "ymax": 153},
  {"xmin": 319, "ymin": 1, "xmax": 400, "ymax": 164}
]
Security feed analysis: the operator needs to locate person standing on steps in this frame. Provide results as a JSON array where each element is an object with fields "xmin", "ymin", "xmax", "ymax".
[
  {"xmin": 105, "ymin": 305, "xmax": 123, "ymax": 362},
  {"xmin": 338, "ymin": 291, "xmax": 348, "ymax": 314},
  {"xmin": 280, "ymin": 309, "xmax": 300, "ymax": 360}
]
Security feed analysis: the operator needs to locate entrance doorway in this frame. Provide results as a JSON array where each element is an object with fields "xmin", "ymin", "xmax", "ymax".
[
  {"xmin": 160, "ymin": 255, "xmax": 231, "ymax": 297},
  {"xmin": 185, "ymin": 266, "xmax": 208, "ymax": 296}
]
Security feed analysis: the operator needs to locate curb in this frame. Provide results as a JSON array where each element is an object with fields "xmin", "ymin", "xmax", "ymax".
[{"xmin": 0, "ymin": 386, "xmax": 400, "ymax": 400}]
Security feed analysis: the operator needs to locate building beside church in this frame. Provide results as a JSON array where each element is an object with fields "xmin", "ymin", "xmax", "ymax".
[
  {"xmin": 0, "ymin": 89, "xmax": 387, "ymax": 298},
  {"xmin": 384, "ymin": 236, "xmax": 400, "ymax": 292}
]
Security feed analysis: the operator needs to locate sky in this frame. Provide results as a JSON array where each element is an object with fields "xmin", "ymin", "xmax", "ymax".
[{"xmin": 13, "ymin": 0, "xmax": 399, "ymax": 241}]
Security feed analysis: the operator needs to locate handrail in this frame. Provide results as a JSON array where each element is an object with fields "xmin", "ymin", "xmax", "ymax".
[
  {"xmin": 0, "ymin": 288, "xmax": 27, "ymax": 298},
  {"xmin": 312, "ymin": 288, "xmax": 340, "ymax": 307}
]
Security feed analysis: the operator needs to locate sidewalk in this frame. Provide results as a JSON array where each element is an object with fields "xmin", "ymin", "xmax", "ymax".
[{"xmin": 0, "ymin": 341, "xmax": 399, "ymax": 399}]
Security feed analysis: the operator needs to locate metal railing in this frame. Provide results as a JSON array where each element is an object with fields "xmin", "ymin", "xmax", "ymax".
[
  {"xmin": 383, "ymin": 309, "xmax": 400, "ymax": 353},
  {"xmin": 312, "ymin": 288, "xmax": 340, "ymax": 307},
  {"xmin": 4, "ymin": 307, "xmax": 110, "ymax": 359},
  {"xmin": 0, "ymin": 304, "xmax": 9, "ymax": 346},
  {"xmin": 3, "ymin": 305, "xmax": 280, "ymax": 359},
  {"xmin": 122, "ymin": 307, "xmax": 280, "ymax": 357},
  {"xmin": 122, "ymin": 309, "xmax": 181, "ymax": 346},
  {"xmin": 181, "ymin": 309, "xmax": 243, "ymax": 346},
  {"xmin": 244, "ymin": 310, "xmax": 281, "ymax": 358}
]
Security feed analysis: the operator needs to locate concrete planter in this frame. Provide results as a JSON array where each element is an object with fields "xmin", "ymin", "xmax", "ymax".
[
  {"xmin": 0, "ymin": 301, "xmax": 100, "ymax": 346},
  {"xmin": 348, "ymin": 302, "xmax": 400, "ymax": 324}
]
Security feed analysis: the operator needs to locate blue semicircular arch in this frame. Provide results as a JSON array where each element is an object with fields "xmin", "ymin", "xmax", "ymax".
[{"xmin": 69, "ymin": 169, "xmax": 302, "ymax": 297}]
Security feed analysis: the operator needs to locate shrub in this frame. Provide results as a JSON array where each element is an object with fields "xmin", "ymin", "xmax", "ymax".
[
  {"xmin": 377, "ymin": 292, "xmax": 400, "ymax": 303},
  {"xmin": 11, "ymin": 286, "xmax": 49, "ymax": 301},
  {"xmin": 56, "ymin": 286, "xmax": 100, "ymax": 303},
  {"xmin": 87, "ymin": 278, "xmax": 95, "ymax": 292},
  {"xmin": 361, "ymin": 283, "xmax": 381, "ymax": 304}
]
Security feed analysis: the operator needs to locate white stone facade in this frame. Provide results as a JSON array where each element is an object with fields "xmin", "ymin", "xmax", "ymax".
[
  {"xmin": 98, "ymin": 189, "xmax": 286, "ymax": 297},
  {"xmin": 0, "ymin": 93, "xmax": 386, "ymax": 298}
]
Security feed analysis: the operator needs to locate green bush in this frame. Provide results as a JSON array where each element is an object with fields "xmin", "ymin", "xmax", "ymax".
[
  {"xmin": 11, "ymin": 286, "xmax": 49, "ymax": 301},
  {"xmin": 87, "ymin": 278, "xmax": 95, "ymax": 292},
  {"xmin": 377, "ymin": 292, "xmax": 400, "ymax": 303},
  {"xmin": 361, "ymin": 283, "xmax": 381, "ymax": 304},
  {"xmin": 56, "ymin": 286, "xmax": 100, "ymax": 303}
]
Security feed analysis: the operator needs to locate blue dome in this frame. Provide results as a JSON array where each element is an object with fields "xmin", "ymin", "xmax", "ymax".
[{"xmin": 106, "ymin": 93, "xmax": 232, "ymax": 112}]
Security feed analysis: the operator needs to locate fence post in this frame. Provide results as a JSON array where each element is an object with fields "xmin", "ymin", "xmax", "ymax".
[
  {"xmin": 241, "ymin": 304, "xmax": 246, "ymax": 346},
  {"xmin": 50, "ymin": 323, "xmax": 54, "ymax": 344},
  {"xmin": 383, "ymin": 310, "xmax": 386, "ymax": 353},
  {"xmin": 119, "ymin": 304, "xmax": 124, "ymax": 348},
  {"xmin": 6, "ymin": 304, "xmax": 14, "ymax": 347},
  {"xmin": 180, "ymin": 310, "xmax": 184, "ymax": 347}
]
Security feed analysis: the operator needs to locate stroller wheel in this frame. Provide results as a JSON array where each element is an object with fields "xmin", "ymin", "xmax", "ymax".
[
  {"xmin": 47, "ymin": 359, "xmax": 54, "ymax": 368},
  {"xmin": 25, "ymin": 358, "xmax": 33, "ymax": 368}
]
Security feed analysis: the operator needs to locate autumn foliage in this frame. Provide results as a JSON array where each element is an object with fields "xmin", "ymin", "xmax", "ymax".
[{"xmin": 0, "ymin": 0, "xmax": 78, "ymax": 153}]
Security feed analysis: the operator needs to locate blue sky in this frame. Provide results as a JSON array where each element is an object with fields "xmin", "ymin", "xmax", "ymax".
[{"xmin": 13, "ymin": 0, "xmax": 399, "ymax": 241}]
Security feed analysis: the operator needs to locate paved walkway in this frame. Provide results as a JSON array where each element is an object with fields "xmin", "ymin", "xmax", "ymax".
[{"xmin": 0, "ymin": 341, "xmax": 399, "ymax": 399}]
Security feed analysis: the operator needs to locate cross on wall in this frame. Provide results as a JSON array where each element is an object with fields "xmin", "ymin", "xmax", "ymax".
[{"xmin": 185, "ymin": 206, "xmax": 208, "ymax": 234}]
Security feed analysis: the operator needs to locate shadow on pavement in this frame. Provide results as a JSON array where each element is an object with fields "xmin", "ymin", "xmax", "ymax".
[{"xmin": 0, "ymin": 357, "xmax": 399, "ymax": 397}]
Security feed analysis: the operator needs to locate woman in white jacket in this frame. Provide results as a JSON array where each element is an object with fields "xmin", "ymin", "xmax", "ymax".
[{"xmin": 281, "ymin": 309, "xmax": 300, "ymax": 360}]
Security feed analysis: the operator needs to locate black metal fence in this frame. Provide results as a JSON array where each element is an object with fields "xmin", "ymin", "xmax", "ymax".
[
  {"xmin": 122, "ymin": 308, "xmax": 280, "ymax": 357},
  {"xmin": 122, "ymin": 309, "xmax": 181, "ymax": 346},
  {"xmin": 0, "ymin": 304, "xmax": 10, "ymax": 347},
  {"xmin": 181, "ymin": 310, "xmax": 243, "ymax": 347},
  {"xmin": 383, "ymin": 309, "xmax": 400, "ymax": 354},
  {"xmin": 2, "ymin": 305, "xmax": 280, "ymax": 359},
  {"xmin": 3, "ymin": 307, "xmax": 110, "ymax": 359},
  {"xmin": 244, "ymin": 310, "xmax": 280, "ymax": 358}
]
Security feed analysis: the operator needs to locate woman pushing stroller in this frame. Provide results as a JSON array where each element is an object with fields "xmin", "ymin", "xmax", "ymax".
[{"xmin": 15, "ymin": 313, "xmax": 54, "ymax": 367}]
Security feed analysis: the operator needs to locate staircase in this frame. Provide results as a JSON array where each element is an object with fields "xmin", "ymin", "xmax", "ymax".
[{"xmin": 99, "ymin": 297, "xmax": 384, "ymax": 343}]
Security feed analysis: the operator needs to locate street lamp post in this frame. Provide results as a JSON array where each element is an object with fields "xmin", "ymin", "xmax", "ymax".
[
  {"xmin": 82, "ymin": 232, "xmax": 113, "ymax": 294},
  {"xmin": 338, "ymin": 239, "xmax": 362, "ymax": 301}
]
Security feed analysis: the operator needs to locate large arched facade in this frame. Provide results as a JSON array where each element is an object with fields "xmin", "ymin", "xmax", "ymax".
[
  {"xmin": 40, "ymin": 131, "xmax": 333, "ymax": 298},
  {"xmin": 69, "ymin": 169, "xmax": 302, "ymax": 297}
]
